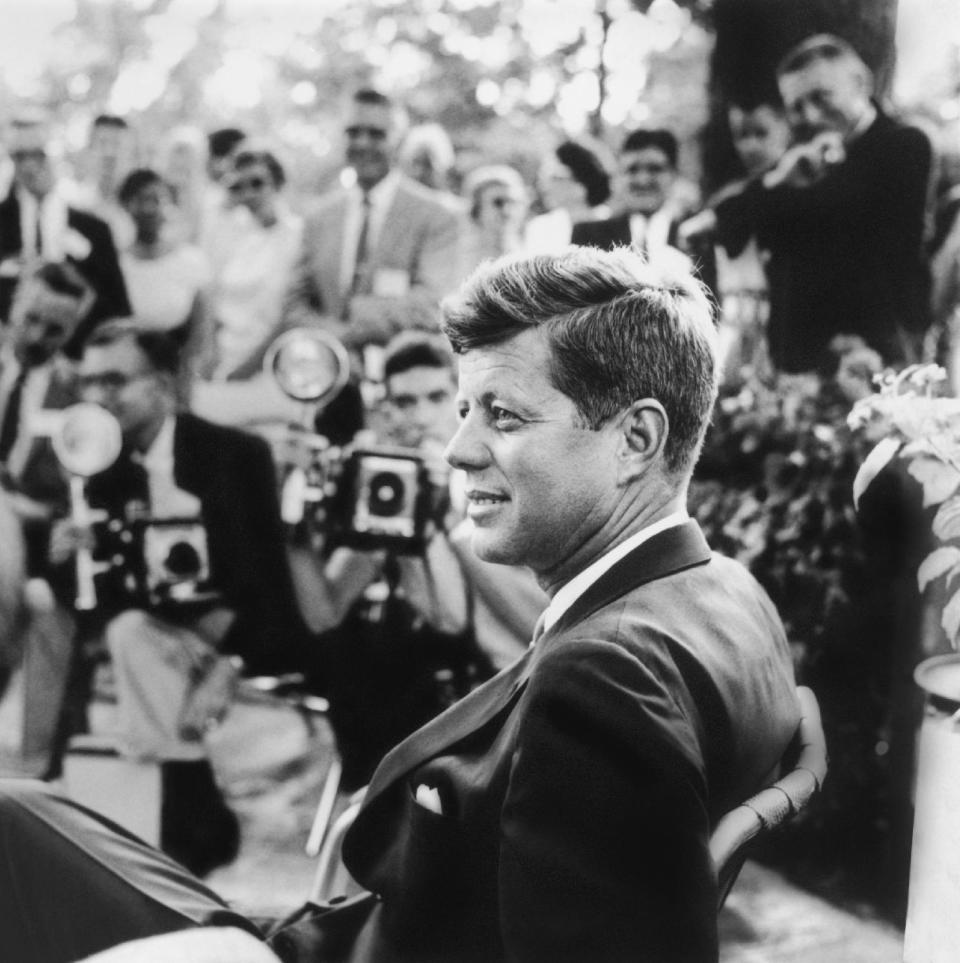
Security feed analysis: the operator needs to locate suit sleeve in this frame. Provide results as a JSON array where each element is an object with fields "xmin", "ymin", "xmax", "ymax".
[
  {"xmin": 282, "ymin": 212, "xmax": 328, "ymax": 325},
  {"xmin": 715, "ymin": 125, "xmax": 932, "ymax": 263},
  {"xmin": 220, "ymin": 431, "xmax": 310, "ymax": 674},
  {"xmin": 498, "ymin": 638, "xmax": 716, "ymax": 963}
]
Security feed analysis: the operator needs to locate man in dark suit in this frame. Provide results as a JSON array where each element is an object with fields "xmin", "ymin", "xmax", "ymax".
[
  {"xmin": 0, "ymin": 247, "xmax": 800, "ymax": 962},
  {"xmin": 0, "ymin": 112, "xmax": 130, "ymax": 344},
  {"xmin": 43, "ymin": 323, "xmax": 310, "ymax": 875},
  {"xmin": 571, "ymin": 128, "xmax": 694, "ymax": 273},
  {"xmin": 710, "ymin": 34, "xmax": 932, "ymax": 372}
]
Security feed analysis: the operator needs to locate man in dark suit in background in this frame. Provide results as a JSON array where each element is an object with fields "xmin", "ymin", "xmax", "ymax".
[
  {"xmin": 0, "ymin": 247, "xmax": 799, "ymax": 962},
  {"xmin": 710, "ymin": 33, "xmax": 933, "ymax": 372},
  {"xmin": 0, "ymin": 112, "xmax": 130, "ymax": 345},
  {"xmin": 571, "ymin": 128, "xmax": 694, "ymax": 273},
  {"xmin": 43, "ymin": 323, "xmax": 309, "ymax": 876}
]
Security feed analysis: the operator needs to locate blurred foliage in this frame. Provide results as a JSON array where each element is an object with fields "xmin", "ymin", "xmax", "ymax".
[
  {"xmin": 690, "ymin": 367, "xmax": 928, "ymax": 918},
  {"xmin": 0, "ymin": 0, "xmax": 712, "ymax": 195}
]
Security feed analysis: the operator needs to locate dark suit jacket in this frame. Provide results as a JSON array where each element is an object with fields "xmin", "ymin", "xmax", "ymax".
[
  {"xmin": 571, "ymin": 213, "xmax": 717, "ymax": 296},
  {"xmin": 73, "ymin": 413, "xmax": 307, "ymax": 674},
  {"xmin": 0, "ymin": 189, "xmax": 131, "ymax": 344},
  {"xmin": 571, "ymin": 212, "xmax": 686, "ymax": 252},
  {"xmin": 713, "ymin": 110, "xmax": 932, "ymax": 372},
  {"xmin": 272, "ymin": 521, "xmax": 800, "ymax": 963}
]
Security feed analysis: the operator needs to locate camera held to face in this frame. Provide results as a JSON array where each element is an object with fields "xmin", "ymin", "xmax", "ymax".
[{"xmin": 327, "ymin": 445, "xmax": 435, "ymax": 553}]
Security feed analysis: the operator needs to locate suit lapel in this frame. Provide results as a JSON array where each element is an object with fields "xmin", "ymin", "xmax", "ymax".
[
  {"xmin": 362, "ymin": 521, "xmax": 712, "ymax": 805},
  {"xmin": 364, "ymin": 647, "xmax": 534, "ymax": 804},
  {"xmin": 551, "ymin": 520, "xmax": 711, "ymax": 636}
]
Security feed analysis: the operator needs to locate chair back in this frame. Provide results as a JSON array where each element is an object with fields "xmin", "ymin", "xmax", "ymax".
[{"xmin": 709, "ymin": 685, "xmax": 828, "ymax": 907}]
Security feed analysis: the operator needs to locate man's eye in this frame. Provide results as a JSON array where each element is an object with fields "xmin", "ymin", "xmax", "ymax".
[{"xmin": 491, "ymin": 406, "xmax": 522, "ymax": 428}]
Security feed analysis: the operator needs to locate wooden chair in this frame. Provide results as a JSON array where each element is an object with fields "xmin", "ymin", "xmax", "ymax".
[{"xmin": 710, "ymin": 685, "xmax": 828, "ymax": 907}]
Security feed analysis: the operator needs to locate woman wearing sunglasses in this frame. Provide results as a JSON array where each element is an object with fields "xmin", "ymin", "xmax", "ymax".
[{"xmin": 204, "ymin": 147, "xmax": 303, "ymax": 381}]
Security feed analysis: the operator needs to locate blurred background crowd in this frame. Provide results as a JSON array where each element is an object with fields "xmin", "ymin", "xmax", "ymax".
[{"xmin": 1, "ymin": 0, "xmax": 960, "ymax": 934}]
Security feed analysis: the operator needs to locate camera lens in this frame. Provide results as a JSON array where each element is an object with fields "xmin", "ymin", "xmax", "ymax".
[
  {"xmin": 164, "ymin": 541, "xmax": 202, "ymax": 578},
  {"xmin": 367, "ymin": 471, "xmax": 405, "ymax": 516}
]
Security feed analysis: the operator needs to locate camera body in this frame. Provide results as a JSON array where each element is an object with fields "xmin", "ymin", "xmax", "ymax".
[
  {"xmin": 94, "ymin": 513, "xmax": 221, "ymax": 611},
  {"xmin": 326, "ymin": 446, "xmax": 435, "ymax": 554}
]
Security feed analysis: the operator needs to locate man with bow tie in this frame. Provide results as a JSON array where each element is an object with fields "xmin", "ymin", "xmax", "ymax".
[{"xmin": 0, "ymin": 247, "xmax": 799, "ymax": 963}]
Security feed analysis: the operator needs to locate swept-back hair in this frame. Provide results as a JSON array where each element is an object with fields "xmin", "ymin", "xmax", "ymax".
[{"xmin": 442, "ymin": 246, "xmax": 718, "ymax": 475}]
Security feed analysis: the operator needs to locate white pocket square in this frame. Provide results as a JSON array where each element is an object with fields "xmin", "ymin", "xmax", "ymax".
[{"xmin": 414, "ymin": 783, "xmax": 443, "ymax": 815}]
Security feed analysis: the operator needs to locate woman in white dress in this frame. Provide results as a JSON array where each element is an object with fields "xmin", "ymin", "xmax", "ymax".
[
  {"xmin": 204, "ymin": 147, "xmax": 303, "ymax": 381},
  {"xmin": 118, "ymin": 169, "xmax": 210, "ymax": 378}
]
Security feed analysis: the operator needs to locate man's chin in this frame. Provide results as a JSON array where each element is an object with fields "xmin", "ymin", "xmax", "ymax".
[{"xmin": 470, "ymin": 531, "xmax": 520, "ymax": 568}]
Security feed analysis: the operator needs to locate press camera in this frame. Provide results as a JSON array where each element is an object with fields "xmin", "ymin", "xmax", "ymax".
[
  {"xmin": 266, "ymin": 329, "xmax": 438, "ymax": 554},
  {"xmin": 52, "ymin": 403, "xmax": 220, "ymax": 612}
]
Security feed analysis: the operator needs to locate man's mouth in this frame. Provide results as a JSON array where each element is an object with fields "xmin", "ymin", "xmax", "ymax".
[{"xmin": 467, "ymin": 489, "xmax": 508, "ymax": 506}]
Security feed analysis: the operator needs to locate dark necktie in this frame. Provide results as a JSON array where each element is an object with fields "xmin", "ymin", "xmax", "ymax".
[
  {"xmin": 343, "ymin": 192, "xmax": 372, "ymax": 318},
  {"xmin": 34, "ymin": 203, "xmax": 44, "ymax": 257},
  {"xmin": 0, "ymin": 365, "xmax": 30, "ymax": 463}
]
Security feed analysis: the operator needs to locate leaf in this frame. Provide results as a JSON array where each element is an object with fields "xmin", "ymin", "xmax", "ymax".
[
  {"xmin": 907, "ymin": 456, "xmax": 960, "ymax": 508},
  {"xmin": 852, "ymin": 437, "xmax": 901, "ymax": 509},
  {"xmin": 933, "ymin": 497, "xmax": 960, "ymax": 543},
  {"xmin": 942, "ymin": 589, "xmax": 960, "ymax": 649},
  {"xmin": 918, "ymin": 547, "xmax": 960, "ymax": 592}
]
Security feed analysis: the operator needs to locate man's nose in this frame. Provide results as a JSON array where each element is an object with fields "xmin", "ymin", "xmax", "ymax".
[{"xmin": 443, "ymin": 418, "xmax": 486, "ymax": 472}]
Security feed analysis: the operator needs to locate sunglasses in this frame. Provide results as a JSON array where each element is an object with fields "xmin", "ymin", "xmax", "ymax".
[
  {"xmin": 228, "ymin": 176, "xmax": 267, "ymax": 193},
  {"xmin": 345, "ymin": 125, "xmax": 388, "ymax": 141}
]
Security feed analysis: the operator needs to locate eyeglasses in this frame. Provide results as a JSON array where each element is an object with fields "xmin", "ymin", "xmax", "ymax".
[
  {"xmin": 345, "ymin": 125, "xmax": 389, "ymax": 141},
  {"xmin": 228, "ymin": 176, "xmax": 267, "ymax": 193},
  {"xmin": 78, "ymin": 371, "xmax": 152, "ymax": 393}
]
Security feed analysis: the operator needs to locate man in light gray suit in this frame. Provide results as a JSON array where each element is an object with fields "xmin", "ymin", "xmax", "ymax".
[{"xmin": 284, "ymin": 89, "xmax": 464, "ymax": 358}]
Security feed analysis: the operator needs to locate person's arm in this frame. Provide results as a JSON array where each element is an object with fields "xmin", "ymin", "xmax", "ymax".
[
  {"xmin": 498, "ymin": 638, "xmax": 715, "ymax": 962},
  {"xmin": 716, "ymin": 125, "xmax": 932, "ymax": 252},
  {"xmin": 394, "ymin": 530, "xmax": 469, "ymax": 636}
]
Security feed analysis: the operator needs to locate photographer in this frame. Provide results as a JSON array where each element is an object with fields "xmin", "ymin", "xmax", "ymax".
[
  {"xmin": 47, "ymin": 322, "xmax": 309, "ymax": 876},
  {"xmin": 287, "ymin": 331, "xmax": 544, "ymax": 788}
]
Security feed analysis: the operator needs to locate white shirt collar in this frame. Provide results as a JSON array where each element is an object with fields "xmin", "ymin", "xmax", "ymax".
[
  {"xmin": 540, "ymin": 509, "xmax": 689, "ymax": 636},
  {"xmin": 137, "ymin": 414, "xmax": 176, "ymax": 473}
]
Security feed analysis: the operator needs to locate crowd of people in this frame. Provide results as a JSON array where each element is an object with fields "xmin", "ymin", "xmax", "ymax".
[{"xmin": 0, "ymin": 23, "xmax": 954, "ymax": 963}]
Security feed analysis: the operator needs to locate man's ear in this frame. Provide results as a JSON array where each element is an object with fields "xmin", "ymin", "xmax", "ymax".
[{"xmin": 616, "ymin": 399, "xmax": 668, "ymax": 483}]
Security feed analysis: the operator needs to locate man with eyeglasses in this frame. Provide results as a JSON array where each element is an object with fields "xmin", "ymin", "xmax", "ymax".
[
  {"xmin": 572, "ymin": 128, "xmax": 694, "ymax": 275},
  {"xmin": 0, "ymin": 111, "xmax": 130, "ymax": 343},
  {"xmin": 284, "ymin": 88, "xmax": 464, "ymax": 377},
  {"xmin": 42, "ymin": 322, "xmax": 309, "ymax": 876}
]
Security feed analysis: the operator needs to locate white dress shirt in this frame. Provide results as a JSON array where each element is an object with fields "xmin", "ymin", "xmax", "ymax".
[
  {"xmin": 338, "ymin": 169, "xmax": 402, "ymax": 296},
  {"xmin": 134, "ymin": 416, "xmax": 202, "ymax": 519}
]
